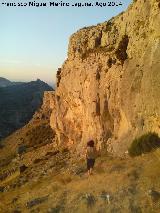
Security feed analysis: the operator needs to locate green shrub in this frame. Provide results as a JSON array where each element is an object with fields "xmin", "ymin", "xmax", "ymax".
[{"xmin": 128, "ymin": 132, "xmax": 160, "ymax": 157}]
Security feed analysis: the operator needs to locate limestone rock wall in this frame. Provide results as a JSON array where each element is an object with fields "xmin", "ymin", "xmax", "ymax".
[
  {"xmin": 32, "ymin": 91, "xmax": 55, "ymax": 122},
  {"xmin": 51, "ymin": 0, "xmax": 160, "ymax": 154}
]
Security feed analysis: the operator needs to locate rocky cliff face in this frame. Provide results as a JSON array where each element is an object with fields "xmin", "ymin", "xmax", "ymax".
[
  {"xmin": 51, "ymin": 0, "xmax": 160, "ymax": 155},
  {"xmin": 32, "ymin": 91, "xmax": 55, "ymax": 123}
]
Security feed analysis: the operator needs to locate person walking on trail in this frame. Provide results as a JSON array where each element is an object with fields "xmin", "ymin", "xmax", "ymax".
[{"xmin": 85, "ymin": 140, "xmax": 97, "ymax": 176}]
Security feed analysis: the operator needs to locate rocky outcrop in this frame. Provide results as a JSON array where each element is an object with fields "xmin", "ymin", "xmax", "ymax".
[
  {"xmin": 32, "ymin": 91, "xmax": 55, "ymax": 123},
  {"xmin": 51, "ymin": 0, "xmax": 160, "ymax": 155}
]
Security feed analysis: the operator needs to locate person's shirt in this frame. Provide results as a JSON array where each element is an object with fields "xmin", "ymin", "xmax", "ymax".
[{"xmin": 86, "ymin": 146, "xmax": 97, "ymax": 159}]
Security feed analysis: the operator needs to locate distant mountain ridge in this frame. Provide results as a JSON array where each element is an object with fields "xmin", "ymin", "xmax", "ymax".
[
  {"xmin": 0, "ymin": 77, "xmax": 24, "ymax": 87},
  {"xmin": 0, "ymin": 78, "xmax": 53, "ymax": 140}
]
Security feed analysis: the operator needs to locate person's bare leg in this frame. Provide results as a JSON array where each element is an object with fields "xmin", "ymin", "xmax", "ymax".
[{"xmin": 90, "ymin": 168, "xmax": 93, "ymax": 175}]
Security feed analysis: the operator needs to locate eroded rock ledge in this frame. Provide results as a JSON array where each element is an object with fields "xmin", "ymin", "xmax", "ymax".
[{"xmin": 50, "ymin": 0, "xmax": 160, "ymax": 155}]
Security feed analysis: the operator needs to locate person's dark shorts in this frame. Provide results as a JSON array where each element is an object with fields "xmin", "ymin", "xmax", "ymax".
[{"xmin": 87, "ymin": 158, "xmax": 95, "ymax": 170}]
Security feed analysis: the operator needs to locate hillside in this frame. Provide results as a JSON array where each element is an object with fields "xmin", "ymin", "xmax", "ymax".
[
  {"xmin": 0, "ymin": 0, "xmax": 160, "ymax": 212},
  {"xmin": 0, "ymin": 79, "xmax": 53, "ymax": 140},
  {"xmin": 0, "ymin": 77, "xmax": 13, "ymax": 87},
  {"xmin": 0, "ymin": 91, "xmax": 160, "ymax": 212},
  {"xmin": 0, "ymin": 107, "xmax": 160, "ymax": 212}
]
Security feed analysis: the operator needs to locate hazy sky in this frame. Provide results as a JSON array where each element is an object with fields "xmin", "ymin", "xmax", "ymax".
[{"xmin": 0, "ymin": 0, "xmax": 132, "ymax": 85}]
